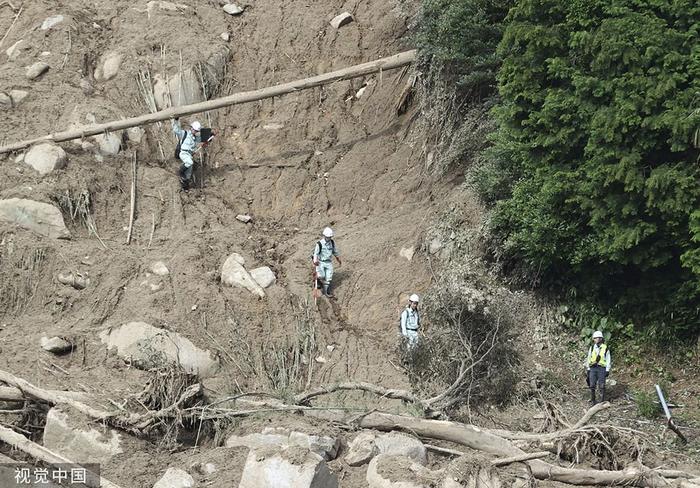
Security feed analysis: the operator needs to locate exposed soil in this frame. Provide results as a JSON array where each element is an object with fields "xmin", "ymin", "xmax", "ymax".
[{"xmin": 0, "ymin": 0, "xmax": 698, "ymax": 487}]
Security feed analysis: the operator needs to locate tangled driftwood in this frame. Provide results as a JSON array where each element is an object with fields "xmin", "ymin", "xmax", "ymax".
[{"xmin": 1, "ymin": 368, "xmax": 698, "ymax": 488}]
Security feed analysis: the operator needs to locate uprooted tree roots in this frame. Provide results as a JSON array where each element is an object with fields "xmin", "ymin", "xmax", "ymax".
[{"xmin": 1, "ymin": 367, "xmax": 698, "ymax": 487}]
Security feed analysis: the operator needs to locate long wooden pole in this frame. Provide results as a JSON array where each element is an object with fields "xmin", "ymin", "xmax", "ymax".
[{"xmin": 0, "ymin": 50, "xmax": 417, "ymax": 155}]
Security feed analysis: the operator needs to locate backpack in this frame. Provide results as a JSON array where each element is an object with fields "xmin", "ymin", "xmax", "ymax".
[
  {"xmin": 174, "ymin": 132, "xmax": 187, "ymax": 159},
  {"xmin": 311, "ymin": 239, "xmax": 335, "ymax": 261}
]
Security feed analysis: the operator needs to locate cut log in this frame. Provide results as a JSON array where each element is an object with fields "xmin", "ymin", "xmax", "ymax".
[
  {"xmin": 0, "ymin": 50, "xmax": 417, "ymax": 155},
  {"xmin": 0, "ymin": 425, "xmax": 123, "ymax": 488}
]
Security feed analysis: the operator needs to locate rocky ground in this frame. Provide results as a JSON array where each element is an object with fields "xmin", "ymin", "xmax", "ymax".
[{"xmin": 0, "ymin": 1, "xmax": 698, "ymax": 487}]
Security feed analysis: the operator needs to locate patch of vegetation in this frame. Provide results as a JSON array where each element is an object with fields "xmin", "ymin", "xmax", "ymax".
[{"xmin": 633, "ymin": 390, "xmax": 661, "ymax": 420}]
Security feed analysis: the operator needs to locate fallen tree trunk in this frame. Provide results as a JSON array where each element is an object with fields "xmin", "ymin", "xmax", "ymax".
[
  {"xmin": 356, "ymin": 412, "xmax": 674, "ymax": 487},
  {"xmin": 0, "ymin": 385, "xmax": 91, "ymax": 403},
  {"xmin": 0, "ymin": 425, "xmax": 123, "ymax": 488},
  {"xmin": 0, "ymin": 50, "xmax": 417, "ymax": 155},
  {"xmin": 293, "ymin": 381, "xmax": 440, "ymax": 417}
]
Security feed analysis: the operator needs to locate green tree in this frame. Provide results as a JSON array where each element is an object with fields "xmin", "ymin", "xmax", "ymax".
[{"xmin": 489, "ymin": 0, "xmax": 700, "ymax": 339}]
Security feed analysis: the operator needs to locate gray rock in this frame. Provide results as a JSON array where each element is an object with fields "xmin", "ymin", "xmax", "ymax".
[
  {"xmin": 150, "ymin": 261, "xmax": 170, "ymax": 276},
  {"xmin": 236, "ymin": 214, "xmax": 252, "ymax": 223},
  {"xmin": 345, "ymin": 432, "xmax": 427, "ymax": 467},
  {"xmin": 94, "ymin": 132, "xmax": 121, "ymax": 155},
  {"xmin": 221, "ymin": 253, "xmax": 265, "ymax": 298},
  {"xmin": 220, "ymin": 32, "xmax": 230, "ymax": 41},
  {"xmin": 0, "ymin": 198, "xmax": 70, "ymax": 239},
  {"xmin": 127, "ymin": 127, "xmax": 145, "ymax": 144},
  {"xmin": 94, "ymin": 52, "xmax": 122, "ymax": 82},
  {"xmin": 262, "ymin": 123, "xmax": 284, "ymax": 130},
  {"xmin": 10, "ymin": 90, "xmax": 28, "ymax": 106},
  {"xmin": 223, "ymin": 3, "xmax": 244, "ymax": 15},
  {"xmin": 330, "ymin": 12, "xmax": 353, "ymax": 29},
  {"xmin": 153, "ymin": 69, "xmax": 203, "ymax": 109},
  {"xmin": 399, "ymin": 247, "xmax": 415, "ymax": 261},
  {"xmin": 0, "ymin": 92, "xmax": 11, "ymax": 108},
  {"xmin": 24, "ymin": 143, "xmax": 66, "ymax": 175},
  {"xmin": 250, "ymin": 267, "xmax": 276, "ymax": 289},
  {"xmin": 41, "ymin": 15, "xmax": 65, "ymax": 30},
  {"xmin": 226, "ymin": 429, "xmax": 339, "ymax": 461},
  {"xmin": 40, "ymin": 336, "xmax": 74, "ymax": 354},
  {"xmin": 43, "ymin": 407, "xmax": 122, "ymax": 464},
  {"xmin": 80, "ymin": 78, "xmax": 94, "ymax": 95},
  {"xmin": 239, "ymin": 446, "xmax": 337, "ymax": 488},
  {"xmin": 428, "ymin": 238, "xmax": 443, "ymax": 255},
  {"xmin": 6, "ymin": 39, "xmax": 29, "ymax": 60},
  {"xmin": 99, "ymin": 322, "xmax": 219, "ymax": 378},
  {"xmin": 57, "ymin": 271, "xmax": 89, "ymax": 289},
  {"xmin": 152, "ymin": 468, "xmax": 194, "ymax": 488},
  {"xmin": 26, "ymin": 62, "xmax": 49, "ymax": 80}
]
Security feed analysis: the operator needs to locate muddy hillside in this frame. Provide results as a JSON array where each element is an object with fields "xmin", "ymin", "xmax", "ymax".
[{"xmin": 1, "ymin": 1, "xmax": 698, "ymax": 488}]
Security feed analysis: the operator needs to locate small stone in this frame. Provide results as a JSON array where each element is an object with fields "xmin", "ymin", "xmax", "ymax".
[
  {"xmin": 57, "ymin": 271, "xmax": 89, "ymax": 290},
  {"xmin": 153, "ymin": 468, "xmax": 194, "ymax": 488},
  {"xmin": 150, "ymin": 261, "xmax": 170, "ymax": 276},
  {"xmin": 40, "ymin": 336, "xmax": 74, "ymax": 354},
  {"xmin": 250, "ymin": 266, "xmax": 276, "ymax": 289},
  {"xmin": 203, "ymin": 463, "xmax": 217, "ymax": 475},
  {"xmin": 10, "ymin": 90, "xmax": 28, "ymax": 106},
  {"xmin": 326, "ymin": 345, "xmax": 335, "ymax": 353},
  {"xmin": 220, "ymin": 32, "xmax": 230, "ymax": 41},
  {"xmin": 126, "ymin": 127, "xmax": 145, "ymax": 144},
  {"xmin": 428, "ymin": 238, "xmax": 443, "ymax": 255},
  {"xmin": 14, "ymin": 153, "xmax": 24, "ymax": 164},
  {"xmin": 262, "ymin": 123, "xmax": 284, "ymax": 130},
  {"xmin": 41, "ymin": 15, "xmax": 65, "ymax": 30},
  {"xmin": 330, "ymin": 12, "xmax": 353, "ymax": 29},
  {"xmin": 26, "ymin": 62, "xmax": 49, "ymax": 80},
  {"xmin": 149, "ymin": 282, "xmax": 163, "ymax": 292},
  {"xmin": 94, "ymin": 132, "xmax": 121, "ymax": 156},
  {"xmin": 315, "ymin": 356, "xmax": 327, "ymax": 363},
  {"xmin": 80, "ymin": 78, "xmax": 94, "ymax": 95},
  {"xmin": 24, "ymin": 143, "xmax": 66, "ymax": 175},
  {"xmin": 355, "ymin": 85, "xmax": 368, "ymax": 98},
  {"xmin": 94, "ymin": 52, "xmax": 122, "ymax": 82},
  {"xmin": 6, "ymin": 39, "xmax": 29, "ymax": 60},
  {"xmin": 191, "ymin": 304, "xmax": 198, "ymax": 311},
  {"xmin": 0, "ymin": 92, "xmax": 11, "ymax": 108},
  {"xmin": 236, "ymin": 214, "xmax": 252, "ymax": 223},
  {"xmin": 223, "ymin": 3, "xmax": 244, "ymax": 15},
  {"xmin": 40, "ymin": 51, "xmax": 51, "ymax": 57},
  {"xmin": 399, "ymin": 247, "xmax": 415, "ymax": 261}
]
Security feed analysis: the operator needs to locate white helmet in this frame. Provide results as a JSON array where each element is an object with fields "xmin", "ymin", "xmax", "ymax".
[
  {"xmin": 191, "ymin": 121, "xmax": 202, "ymax": 131},
  {"xmin": 409, "ymin": 294, "xmax": 419, "ymax": 303},
  {"xmin": 322, "ymin": 227, "xmax": 334, "ymax": 238},
  {"xmin": 592, "ymin": 330, "xmax": 604, "ymax": 339}
]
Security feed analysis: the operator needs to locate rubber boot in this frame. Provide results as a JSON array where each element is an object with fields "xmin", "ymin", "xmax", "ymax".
[
  {"xmin": 325, "ymin": 282, "xmax": 334, "ymax": 298},
  {"xmin": 599, "ymin": 388, "xmax": 606, "ymax": 403},
  {"xmin": 590, "ymin": 389, "xmax": 596, "ymax": 405}
]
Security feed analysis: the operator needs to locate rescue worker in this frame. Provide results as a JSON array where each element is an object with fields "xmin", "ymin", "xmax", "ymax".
[
  {"xmin": 171, "ymin": 117, "xmax": 202, "ymax": 191},
  {"xmin": 312, "ymin": 227, "xmax": 341, "ymax": 298},
  {"xmin": 585, "ymin": 330, "xmax": 611, "ymax": 405},
  {"xmin": 400, "ymin": 294, "xmax": 421, "ymax": 349}
]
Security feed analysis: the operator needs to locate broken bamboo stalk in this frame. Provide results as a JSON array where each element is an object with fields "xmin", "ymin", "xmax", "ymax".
[
  {"xmin": 0, "ymin": 385, "xmax": 91, "ymax": 403},
  {"xmin": 0, "ymin": 50, "xmax": 417, "ymax": 154},
  {"xmin": 0, "ymin": 425, "xmax": 123, "ymax": 488}
]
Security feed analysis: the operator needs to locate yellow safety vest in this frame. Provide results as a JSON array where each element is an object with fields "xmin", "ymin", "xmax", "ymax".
[{"xmin": 588, "ymin": 344, "xmax": 608, "ymax": 367}]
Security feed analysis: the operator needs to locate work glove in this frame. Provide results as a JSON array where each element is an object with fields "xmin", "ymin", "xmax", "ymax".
[{"xmin": 313, "ymin": 259, "xmax": 319, "ymax": 266}]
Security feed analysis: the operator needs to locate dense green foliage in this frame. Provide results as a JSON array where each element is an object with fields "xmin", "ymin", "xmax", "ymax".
[
  {"xmin": 419, "ymin": 0, "xmax": 700, "ymax": 340},
  {"xmin": 417, "ymin": 0, "xmax": 514, "ymax": 100}
]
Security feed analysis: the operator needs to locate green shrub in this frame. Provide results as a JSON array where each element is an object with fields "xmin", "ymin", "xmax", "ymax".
[
  {"xmin": 634, "ymin": 390, "xmax": 660, "ymax": 419},
  {"xmin": 486, "ymin": 0, "xmax": 700, "ymax": 340}
]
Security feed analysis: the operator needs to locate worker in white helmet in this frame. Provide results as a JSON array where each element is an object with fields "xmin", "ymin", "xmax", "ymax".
[
  {"xmin": 171, "ymin": 117, "xmax": 203, "ymax": 191},
  {"xmin": 312, "ymin": 227, "xmax": 341, "ymax": 297},
  {"xmin": 585, "ymin": 330, "xmax": 611, "ymax": 404},
  {"xmin": 400, "ymin": 294, "xmax": 421, "ymax": 349}
]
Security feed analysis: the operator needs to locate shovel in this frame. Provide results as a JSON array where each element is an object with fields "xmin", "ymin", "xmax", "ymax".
[{"xmin": 312, "ymin": 269, "xmax": 321, "ymax": 303}]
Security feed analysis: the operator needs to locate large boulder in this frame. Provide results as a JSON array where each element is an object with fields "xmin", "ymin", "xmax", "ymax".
[
  {"xmin": 43, "ymin": 406, "xmax": 122, "ymax": 464},
  {"xmin": 366, "ymin": 454, "xmax": 440, "ymax": 488},
  {"xmin": 24, "ymin": 143, "xmax": 67, "ymax": 174},
  {"xmin": 99, "ymin": 322, "xmax": 218, "ymax": 377},
  {"xmin": 0, "ymin": 198, "xmax": 70, "ymax": 239},
  {"xmin": 152, "ymin": 468, "xmax": 194, "ymax": 488},
  {"xmin": 226, "ymin": 428, "xmax": 339, "ymax": 461},
  {"xmin": 41, "ymin": 15, "xmax": 65, "ymax": 30},
  {"xmin": 153, "ymin": 69, "xmax": 203, "ymax": 110},
  {"xmin": 238, "ymin": 446, "xmax": 338, "ymax": 488},
  {"xmin": 345, "ymin": 432, "xmax": 427, "ymax": 467},
  {"xmin": 221, "ymin": 253, "xmax": 265, "ymax": 298},
  {"xmin": 40, "ymin": 336, "xmax": 74, "ymax": 354}
]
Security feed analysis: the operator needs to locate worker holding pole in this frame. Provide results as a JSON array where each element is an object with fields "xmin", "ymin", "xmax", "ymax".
[
  {"xmin": 585, "ymin": 330, "xmax": 611, "ymax": 405},
  {"xmin": 171, "ymin": 118, "xmax": 203, "ymax": 191}
]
